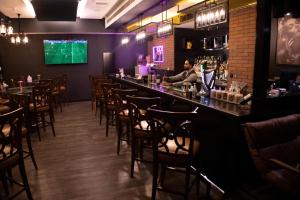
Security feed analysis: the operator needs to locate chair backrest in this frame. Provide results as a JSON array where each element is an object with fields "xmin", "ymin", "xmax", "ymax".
[
  {"xmin": 244, "ymin": 114, "xmax": 300, "ymax": 174},
  {"xmin": 32, "ymin": 84, "xmax": 52, "ymax": 111},
  {"xmin": 112, "ymin": 88, "xmax": 138, "ymax": 112},
  {"xmin": 147, "ymin": 106, "xmax": 199, "ymax": 157},
  {"xmin": 0, "ymin": 108, "xmax": 24, "ymax": 167},
  {"xmin": 94, "ymin": 79, "xmax": 112, "ymax": 100},
  {"xmin": 126, "ymin": 95, "xmax": 161, "ymax": 131},
  {"xmin": 101, "ymin": 83, "xmax": 121, "ymax": 105},
  {"xmin": 9, "ymin": 94, "xmax": 31, "ymax": 126}
]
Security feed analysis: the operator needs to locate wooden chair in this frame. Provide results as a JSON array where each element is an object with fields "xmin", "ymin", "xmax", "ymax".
[
  {"xmin": 126, "ymin": 95, "xmax": 161, "ymax": 178},
  {"xmin": 9, "ymin": 94, "xmax": 38, "ymax": 169},
  {"xmin": 0, "ymin": 108, "xmax": 33, "ymax": 200},
  {"xmin": 39, "ymin": 79, "xmax": 61, "ymax": 113},
  {"xmin": 30, "ymin": 84, "xmax": 56, "ymax": 141},
  {"xmin": 101, "ymin": 83, "xmax": 121, "ymax": 137},
  {"xmin": 94, "ymin": 78, "xmax": 112, "ymax": 122},
  {"xmin": 147, "ymin": 106, "xmax": 200, "ymax": 200},
  {"xmin": 112, "ymin": 88, "xmax": 138, "ymax": 155},
  {"xmin": 89, "ymin": 75, "xmax": 107, "ymax": 111},
  {"xmin": 58, "ymin": 74, "xmax": 69, "ymax": 104}
]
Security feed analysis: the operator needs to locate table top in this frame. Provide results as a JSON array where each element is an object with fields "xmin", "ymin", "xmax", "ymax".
[
  {"xmin": 6, "ymin": 86, "xmax": 33, "ymax": 95},
  {"xmin": 114, "ymin": 77, "xmax": 251, "ymax": 118}
]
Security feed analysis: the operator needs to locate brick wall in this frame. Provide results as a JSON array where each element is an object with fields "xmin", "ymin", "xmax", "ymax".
[
  {"xmin": 228, "ymin": 4, "xmax": 257, "ymax": 90},
  {"xmin": 148, "ymin": 35, "xmax": 174, "ymax": 70}
]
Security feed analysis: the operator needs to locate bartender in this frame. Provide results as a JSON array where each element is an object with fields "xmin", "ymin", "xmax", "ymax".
[{"xmin": 163, "ymin": 58, "xmax": 197, "ymax": 87}]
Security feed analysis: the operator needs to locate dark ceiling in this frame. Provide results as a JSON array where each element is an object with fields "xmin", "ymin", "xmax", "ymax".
[
  {"xmin": 32, "ymin": 0, "xmax": 78, "ymax": 21},
  {"xmin": 30, "ymin": 0, "xmax": 178, "ymax": 26}
]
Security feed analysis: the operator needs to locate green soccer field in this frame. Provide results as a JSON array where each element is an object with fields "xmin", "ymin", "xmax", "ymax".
[{"xmin": 44, "ymin": 40, "xmax": 87, "ymax": 64}]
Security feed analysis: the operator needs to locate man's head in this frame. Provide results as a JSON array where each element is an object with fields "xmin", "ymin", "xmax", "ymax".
[{"xmin": 184, "ymin": 58, "xmax": 194, "ymax": 70}]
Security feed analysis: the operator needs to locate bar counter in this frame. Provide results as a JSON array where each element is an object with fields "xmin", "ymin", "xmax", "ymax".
[
  {"xmin": 113, "ymin": 76, "xmax": 251, "ymax": 119},
  {"xmin": 113, "ymin": 76, "xmax": 254, "ymax": 190}
]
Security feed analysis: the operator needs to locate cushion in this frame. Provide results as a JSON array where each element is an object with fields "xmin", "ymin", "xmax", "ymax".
[{"xmin": 0, "ymin": 105, "xmax": 10, "ymax": 114}]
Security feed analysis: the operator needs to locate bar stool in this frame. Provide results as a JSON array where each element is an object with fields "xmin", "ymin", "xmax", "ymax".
[
  {"xmin": 0, "ymin": 108, "xmax": 33, "ymax": 200},
  {"xmin": 89, "ymin": 74, "xmax": 107, "ymax": 112},
  {"xmin": 147, "ymin": 106, "xmax": 200, "ymax": 200},
  {"xmin": 30, "ymin": 84, "xmax": 56, "ymax": 141},
  {"xmin": 127, "ymin": 95, "xmax": 161, "ymax": 178},
  {"xmin": 9, "ymin": 94, "xmax": 38, "ymax": 169},
  {"xmin": 112, "ymin": 88, "xmax": 138, "ymax": 155},
  {"xmin": 94, "ymin": 78, "xmax": 112, "ymax": 123},
  {"xmin": 102, "ymin": 83, "xmax": 121, "ymax": 137}
]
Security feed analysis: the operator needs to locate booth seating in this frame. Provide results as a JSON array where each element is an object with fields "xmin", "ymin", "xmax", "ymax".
[{"xmin": 244, "ymin": 114, "xmax": 300, "ymax": 199}]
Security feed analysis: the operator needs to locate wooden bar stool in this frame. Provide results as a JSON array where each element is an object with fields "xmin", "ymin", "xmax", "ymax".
[
  {"xmin": 30, "ymin": 84, "xmax": 56, "ymax": 141},
  {"xmin": 112, "ymin": 88, "xmax": 138, "ymax": 155},
  {"xmin": 0, "ymin": 108, "xmax": 33, "ymax": 200},
  {"xmin": 127, "ymin": 95, "xmax": 161, "ymax": 178},
  {"xmin": 102, "ymin": 83, "xmax": 121, "ymax": 137},
  {"xmin": 147, "ymin": 106, "xmax": 200, "ymax": 200},
  {"xmin": 9, "ymin": 94, "xmax": 38, "ymax": 169}
]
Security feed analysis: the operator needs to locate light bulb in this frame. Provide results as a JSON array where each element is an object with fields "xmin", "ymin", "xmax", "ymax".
[
  {"xmin": 16, "ymin": 35, "xmax": 21, "ymax": 44},
  {"xmin": 121, "ymin": 37, "xmax": 129, "ymax": 45},
  {"xmin": 11, "ymin": 36, "xmax": 15, "ymax": 44},
  {"xmin": 23, "ymin": 35, "xmax": 29, "ymax": 44},
  {"xmin": 0, "ymin": 23, "xmax": 6, "ymax": 35},
  {"xmin": 7, "ymin": 25, "xmax": 13, "ymax": 35}
]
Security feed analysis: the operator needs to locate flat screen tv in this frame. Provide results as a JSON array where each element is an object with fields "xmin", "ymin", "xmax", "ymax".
[{"xmin": 43, "ymin": 40, "xmax": 88, "ymax": 64}]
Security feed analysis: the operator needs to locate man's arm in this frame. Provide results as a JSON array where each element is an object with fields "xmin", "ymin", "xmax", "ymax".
[
  {"xmin": 166, "ymin": 71, "xmax": 184, "ymax": 82},
  {"xmin": 171, "ymin": 73, "xmax": 198, "ymax": 87}
]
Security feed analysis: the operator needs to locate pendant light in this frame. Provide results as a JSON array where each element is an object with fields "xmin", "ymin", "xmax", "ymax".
[
  {"xmin": 0, "ymin": 17, "xmax": 13, "ymax": 36},
  {"xmin": 10, "ymin": 14, "xmax": 29, "ymax": 45},
  {"xmin": 135, "ymin": 14, "xmax": 146, "ymax": 42},
  {"xmin": 157, "ymin": 0, "xmax": 173, "ymax": 38}
]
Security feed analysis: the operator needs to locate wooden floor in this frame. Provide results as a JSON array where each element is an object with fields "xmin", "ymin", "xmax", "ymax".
[{"xmin": 1, "ymin": 101, "xmax": 279, "ymax": 200}]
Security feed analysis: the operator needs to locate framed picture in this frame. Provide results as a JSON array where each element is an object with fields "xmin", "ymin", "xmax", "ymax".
[
  {"xmin": 276, "ymin": 17, "xmax": 300, "ymax": 65},
  {"xmin": 153, "ymin": 45, "xmax": 164, "ymax": 63}
]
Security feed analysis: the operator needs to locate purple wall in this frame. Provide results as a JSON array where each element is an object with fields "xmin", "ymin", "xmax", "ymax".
[{"xmin": 114, "ymin": 35, "xmax": 148, "ymax": 76}]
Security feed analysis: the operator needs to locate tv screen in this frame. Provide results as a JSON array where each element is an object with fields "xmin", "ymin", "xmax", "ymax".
[{"xmin": 43, "ymin": 40, "xmax": 88, "ymax": 64}]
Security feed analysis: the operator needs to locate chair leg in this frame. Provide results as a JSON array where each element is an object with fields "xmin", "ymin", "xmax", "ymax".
[
  {"xmin": 151, "ymin": 160, "xmax": 159, "ymax": 200},
  {"xmin": 196, "ymin": 174, "xmax": 200, "ymax": 199},
  {"xmin": 99, "ymin": 101, "xmax": 104, "ymax": 125},
  {"xmin": 49, "ymin": 111, "xmax": 56, "ymax": 137},
  {"xmin": 116, "ymin": 119, "xmax": 121, "ymax": 155},
  {"xmin": 41, "ymin": 113, "xmax": 46, "ymax": 132},
  {"xmin": 105, "ymin": 109, "xmax": 109, "ymax": 137},
  {"xmin": 130, "ymin": 136, "xmax": 136, "ymax": 178},
  {"xmin": 184, "ymin": 165, "xmax": 191, "ymax": 200},
  {"xmin": 18, "ymin": 159, "xmax": 33, "ymax": 200},
  {"xmin": 95, "ymin": 100, "xmax": 98, "ymax": 116},
  {"xmin": 159, "ymin": 163, "xmax": 166, "ymax": 188},
  {"xmin": 26, "ymin": 134, "xmax": 38, "ymax": 170},
  {"xmin": 35, "ymin": 114, "xmax": 41, "ymax": 141},
  {"xmin": 1, "ymin": 172, "xmax": 9, "ymax": 195}
]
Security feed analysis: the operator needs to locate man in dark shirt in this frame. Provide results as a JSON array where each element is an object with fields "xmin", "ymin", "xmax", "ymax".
[{"xmin": 163, "ymin": 58, "xmax": 197, "ymax": 87}]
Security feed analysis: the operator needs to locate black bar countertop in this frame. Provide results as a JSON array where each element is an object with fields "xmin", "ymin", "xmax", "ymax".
[{"xmin": 113, "ymin": 76, "xmax": 251, "ymax": 118}]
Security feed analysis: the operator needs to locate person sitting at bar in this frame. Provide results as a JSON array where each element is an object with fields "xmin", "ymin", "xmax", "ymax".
[{"xmin": 163, "ymin": 58, "xmax": 197, "ymax": 87}]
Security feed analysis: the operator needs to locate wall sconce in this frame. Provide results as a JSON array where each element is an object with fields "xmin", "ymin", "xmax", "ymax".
[
  {"xmin": 121, "ymin": 37, "xmax": 130, "ymax": 45},
  {"xmin": 195, "ymin": 1, "xmax": 228, "ymax": 29}
]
